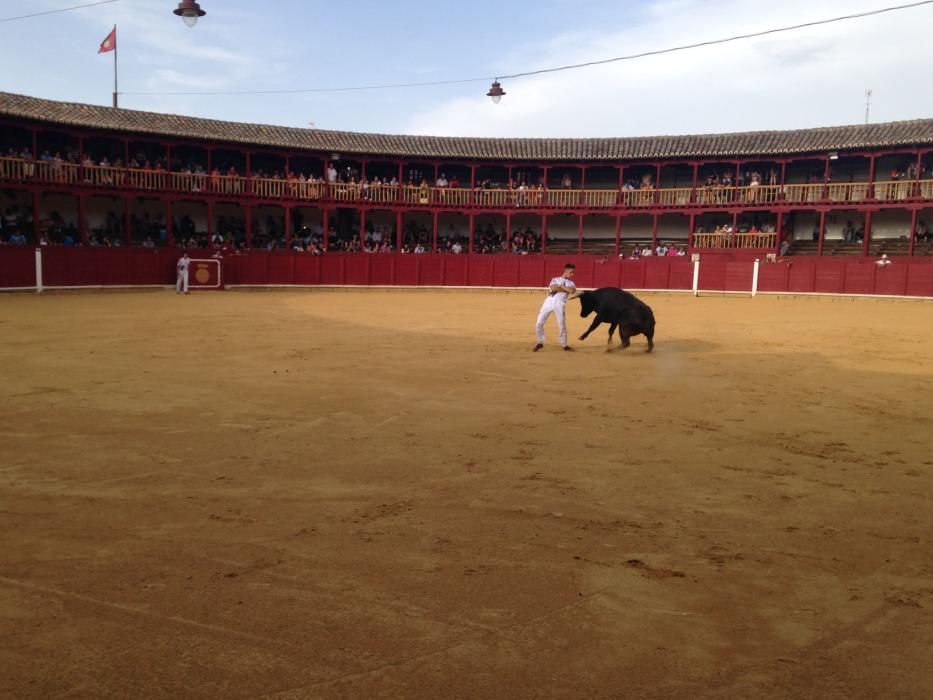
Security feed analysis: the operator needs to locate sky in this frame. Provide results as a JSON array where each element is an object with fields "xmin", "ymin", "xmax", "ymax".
[{"xmin": 1, "ymin": 0, "xmax": 932, "ymax": 138}]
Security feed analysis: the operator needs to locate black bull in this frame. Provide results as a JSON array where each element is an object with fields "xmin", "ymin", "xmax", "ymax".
[{"xmin": 569, "ymin": 288, "xmax": 656, "ymax": 352}]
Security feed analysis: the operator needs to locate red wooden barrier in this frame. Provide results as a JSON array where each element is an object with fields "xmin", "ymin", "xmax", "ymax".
[
  {"xmin": 0, "ymin": 246, "xmax": 36, "ymax": 288},
  {"xmin": 843, "ymin": 263, "xmax": 873, "ymax": 295},
  {"xmin": 3, "ymin": 247, "xmax": 931, "ymax": 299},
  {"xmin": 725, "ymin": 262, "xmax": 754, "ymax": 292},
  {"xmin": 698, "ymin": 261, "xmax": 728, "ymax": 291}
]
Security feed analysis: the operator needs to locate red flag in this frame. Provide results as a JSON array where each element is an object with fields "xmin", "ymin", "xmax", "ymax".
[{"xmin": 98, "ymin": 27, "xmax": 116, "ymax": 54}]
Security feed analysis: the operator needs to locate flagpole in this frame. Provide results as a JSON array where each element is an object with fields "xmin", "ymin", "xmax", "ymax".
[{"xmin": 112, "ymin": 24, "xmax": 118, "ymax": 108}]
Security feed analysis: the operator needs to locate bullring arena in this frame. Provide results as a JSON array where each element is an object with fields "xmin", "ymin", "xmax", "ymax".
[
  {"xmin": 1, "ymin": 287, "xmax": 932, "ymax": 699},
  {"xmin": 2, "ymin": 77, "xmax": 933, "ymax": 698}
]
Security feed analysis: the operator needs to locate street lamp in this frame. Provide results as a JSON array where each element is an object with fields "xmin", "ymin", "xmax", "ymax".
[
  {"xmin": 487, "ymin": 80, "xmax": 506, "ymax": 104},
  {"xmin": 174, "ymin": 0, "xmax": 206, "ymax": 27}
]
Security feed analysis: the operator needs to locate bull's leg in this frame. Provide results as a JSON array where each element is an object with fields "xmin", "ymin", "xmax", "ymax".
[
  {"xmin": 578, "ymin": 315, "xmax": 603, "ymax": 342},
  {"xmin": 619, "ymin": 334, "xmax": 631, "ymax": 350},
  {"xmin": 607, "ymin": 323, "xmax": 618, "ymax": 344},
  {"xmin": 645, "ymin": 328, "xmax": 655, "ymax": 353}
]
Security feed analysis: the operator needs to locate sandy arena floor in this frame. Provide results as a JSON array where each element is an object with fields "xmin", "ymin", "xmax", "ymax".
[{"xmin": 1, "ymin": 289, "xmax": 932, "ymax": 699}]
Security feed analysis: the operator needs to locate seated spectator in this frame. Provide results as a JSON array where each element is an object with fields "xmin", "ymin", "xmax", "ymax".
[
  {"xmin": 780, "ymin": 239, "xmax": 791, "ymax": 256},
  {"xmin": 142, "ymin": 236, "xmax": 156, "ymax": 248},
  {"xmin": 875, "ymin": 254, "xmax": 892, "ymax": 267},
  {"xmin": 414, "ymin": 242, "xmax": 426, "ymax": 254},
  {"xmin": 8, "ymin": 230, "xmax": 28, "ymax": 245},
  {"xmin": 915, "ymin": 220, "xmax": 929, "ymax": 242}
]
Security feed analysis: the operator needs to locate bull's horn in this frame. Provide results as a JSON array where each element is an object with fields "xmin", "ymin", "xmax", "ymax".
[{"xmin": 568, "ymin": 290, "xmax": 583, "ymax": 300}]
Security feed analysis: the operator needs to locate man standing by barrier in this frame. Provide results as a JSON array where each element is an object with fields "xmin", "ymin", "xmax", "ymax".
[{"xmin": 176, "ymin": 252, "xmax": 190, "ymax": 295}]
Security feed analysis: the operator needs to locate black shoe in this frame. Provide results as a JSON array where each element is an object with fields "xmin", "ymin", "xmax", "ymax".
[
  {"xmin": 533, "ymin": 343, "xmax": 544, "ymax": 352},
  {"xmin": 563, "ymin": 346, "xmax": 574, "ymax": 352}
]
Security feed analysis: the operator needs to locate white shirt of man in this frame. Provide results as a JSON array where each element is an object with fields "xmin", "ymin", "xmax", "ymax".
[
  {"xmin": 535, "ymin": 274, "xmax": 577, "ymax": 348},
  {"xmin": 176, "ymin": 255, "xmax": 191, "ymax": 294},
  {"xmin": 327, "ymin": 166, "xmax": 337, "ymax": 183}
]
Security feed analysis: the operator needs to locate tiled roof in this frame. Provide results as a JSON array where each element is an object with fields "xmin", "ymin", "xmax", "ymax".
[{"xmin": 1, "ymin": 91, "xmax": 931, "ymax": 162}]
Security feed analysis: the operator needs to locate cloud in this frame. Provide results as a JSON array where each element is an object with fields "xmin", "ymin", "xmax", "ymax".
[{"xmin": 406, "ymin": 0, "xmax": 933, "ymax": 137}]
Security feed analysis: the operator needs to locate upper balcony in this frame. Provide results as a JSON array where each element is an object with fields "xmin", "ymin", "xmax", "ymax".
[{"xmin": 2, "ymin": 156, "xmax": 932, "ymax": 212}]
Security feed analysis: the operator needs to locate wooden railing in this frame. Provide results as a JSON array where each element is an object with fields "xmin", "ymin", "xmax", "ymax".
[
  {"xmin": 1, "ymin": 158, "xmax": 931, "ymax": 212},
  {"xmin": 693, "ymin": 232, "xmax": 777, "ymax": 249}
]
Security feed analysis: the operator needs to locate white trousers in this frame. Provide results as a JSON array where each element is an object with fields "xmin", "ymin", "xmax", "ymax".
[
  {"xmin": 536, "ymin": 299, "xmax": 568, "ymax": 346},
  {"xmin": 176, "ymin": 270, "xmax": 189, "ymax": 293}
]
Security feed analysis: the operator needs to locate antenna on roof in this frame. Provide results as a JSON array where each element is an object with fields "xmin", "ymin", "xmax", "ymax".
[{"xmin": 864, "ymin": 89, "xmax": 872, "ymax": 124}]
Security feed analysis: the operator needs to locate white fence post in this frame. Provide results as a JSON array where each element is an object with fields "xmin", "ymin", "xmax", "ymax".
[
  {"xmin": 751, "ymin": 258, "xmax": 760, "ymax": 297},
  {"xmin": 692, "ymin": 258, "xmax": 700, "ymax": 297},
  {"xmin": 34, "ymin": 248, "xmax": 43, "ymax": 294}
]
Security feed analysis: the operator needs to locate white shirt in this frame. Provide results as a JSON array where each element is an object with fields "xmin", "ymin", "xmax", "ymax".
[
  {"xmin": 327, "ymin": 166, "xmax": 337, "ymax": 183},
  {"xmin": 547, "ymin": 276, "xmax": 576, "ymax": 304},
  {"xmin": 177, "ymin": 257, "xmax": 190, "ymax": 273}
]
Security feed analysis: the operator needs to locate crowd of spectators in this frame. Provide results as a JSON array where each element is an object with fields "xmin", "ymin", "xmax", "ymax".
[{"xmin": 620, "ymin": 243, "xmax": 687, "ymax": 258}]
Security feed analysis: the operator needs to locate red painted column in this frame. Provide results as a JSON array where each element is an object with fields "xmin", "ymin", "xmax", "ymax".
[
  {"xmin": 468, "ymin": 213, "xmax": 475, "ymax": 254},
  {"xmin": 396, "ymin": 210, "xmax": 403, "ymax": 251},
  {"xmin": 688, "ymin": 213, "xmax": 696, "ymax": 249},
  {"xmin": 359, "ymin": 208, "xmax": 367, "ymax": 250},
  {"xmin": 691, "ymin": 163, "xmax": 699, "ymax": 204},
  {"xmin": 320, "ymin": 208, "xmax": 328, "ymax": 250},
  {"xmin": 245, "ymin": 204, "xmax": 253, "ymax": 248},
  {"xmin": 614, "ymin": 216, "xmax": 622, "ymax": 256},
  {"xmin": 732, "ymin": 211, "xmax": 738, "ymax": 247},
  {"xmin": 775, "ymin": 211, "xmax": 784, "ymax": 255},
  {"xmin": 32, "ymin": 191, "xmax": 40, "ymax": 243},
  {"xmin": 908, "ymin": 207, "xmax": 918, "ymax": 257},
  {"xmin": 541, "ymin": 214, "xmax": 548, "ymax": 255},
  {"xmin": 505, "ymin": 212, "xmax": 512, "ymax": 253},
  {"xmin": 123, "ymin": 196, "xmax": 131, "ymax": 245},
  {"xmin": 914, "ymin": 151, "xmax": 923, "ymax": 198},
  {"xmin": 867, "ymin": 155, "xmax": 876, "ymax": 198},
  {"xmin": 577, "ymin": 214, "xmax": 583, "ymax": 254},
  {"xmin": 165, "ymin": 199, "xmax": 174, "ymax": 247},
  {"xmin": 284, "ymin": 205, "xmax": 292, "ymax": 247},
  {"xmin": 651, "ymin": 214, "xmax": 659, "ymax": 252},
  {"xmin": 31, "ymin": 128, "xmax": 38, "ymax": 162},
  {"xmin": 580, "ymin": 167, "xmax": 587, "ymax": 207},
  {"xmin": 206, "ymin": 199, "xmax": 214, "ymax": 244},
  {"xmin": 822, "ymin": 157, "xmax": 831, "ymax": 201},
  {"xmin": 397, "ymin": 162, "xmax": 404, "ymax": 203},
  {"xmin": 817, "ymin": 210, "xmax": 826, "ymax": 256},
  {"xmin": 863, "ymin": 211, "xmax": 872, "ymax": 256},
  {"xmin": 77, "ymin": 194, "xmax": 87, "ymax": 244},
  {"xmin": 432, "ymin": 210, "xmax": 438, "ymax": 252}
]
